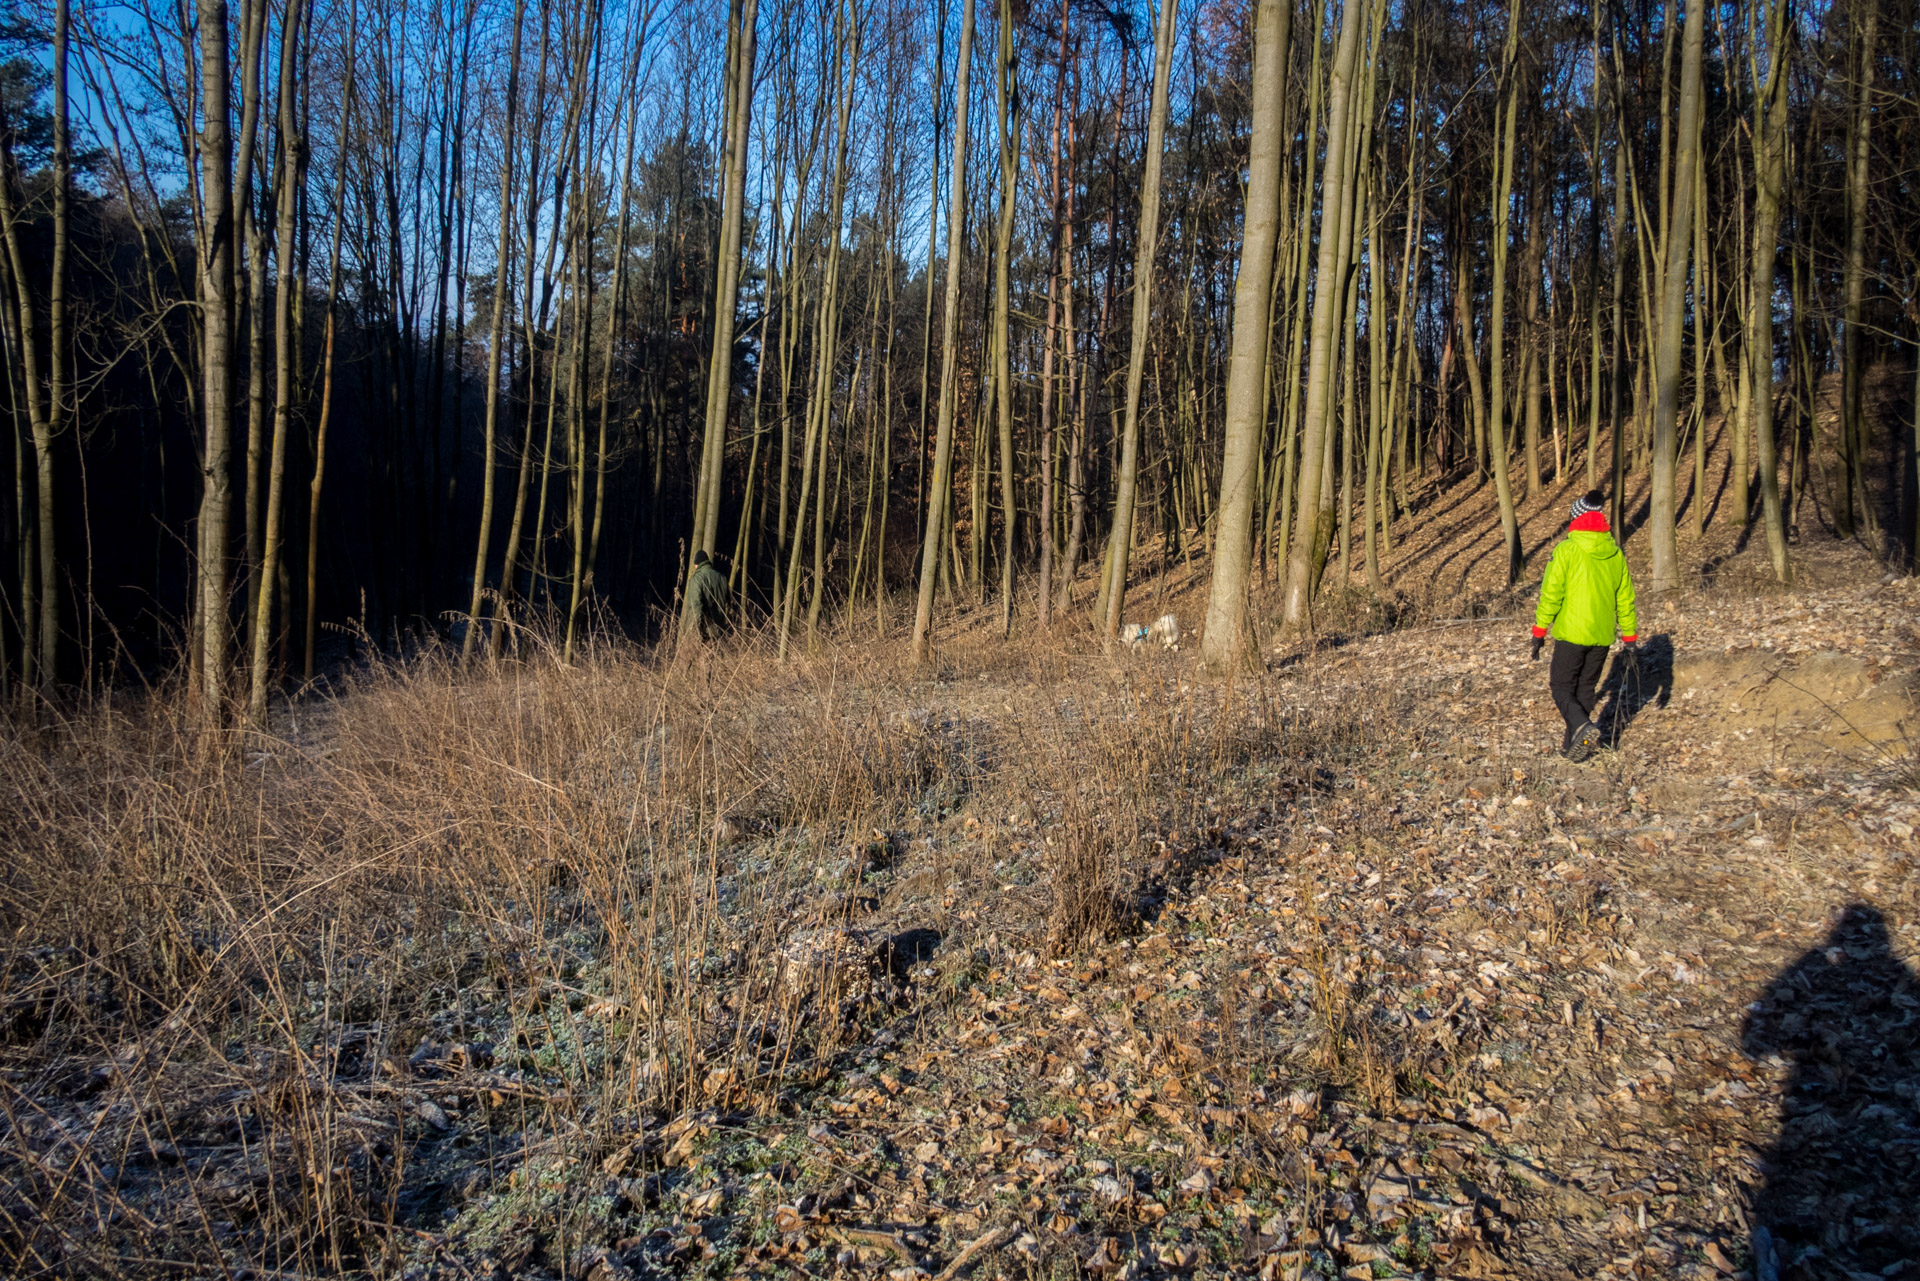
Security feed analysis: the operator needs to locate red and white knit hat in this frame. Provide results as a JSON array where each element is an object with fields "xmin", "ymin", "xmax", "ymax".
[{"xmin": 1569, "ymin": 491, "xmax": 1606, "ymax": 521}]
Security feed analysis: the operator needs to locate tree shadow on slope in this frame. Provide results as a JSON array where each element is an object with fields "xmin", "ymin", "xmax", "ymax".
[
  {"xmin": 1741, "ymin": 903, "xmax": 1920, "ymax": 1280},
  {"xmin": 1596, "ymin": 634, "xmax": 1673, "ymax": 748}
]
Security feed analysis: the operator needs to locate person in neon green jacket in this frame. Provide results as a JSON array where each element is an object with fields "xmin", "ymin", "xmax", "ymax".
[{"xmin": 1530, "ymin": 489, "xmax": 1639, "ymax": 761}]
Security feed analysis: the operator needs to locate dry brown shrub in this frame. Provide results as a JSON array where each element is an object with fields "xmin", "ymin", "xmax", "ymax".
[
  {"xmin": 0, "ymin": 606, "xmax": 1413, "ymax": 1276},
  {"xmin": 1043, "ymin": 792, "xmax": 1130, "ymax": 957},
  {"xmin": 0, "ymin": 627, "xmax": 946, "ymax": 1275}
]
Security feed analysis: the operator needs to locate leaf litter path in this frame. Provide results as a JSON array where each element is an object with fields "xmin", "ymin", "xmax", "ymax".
[
  {"xmin": 674, "ymin": 582, "xmax": 1909, "ymax": 1281},
  {"xmin": 458, "ymin": 571, "xmax": 1916, "ymax": 1281}
]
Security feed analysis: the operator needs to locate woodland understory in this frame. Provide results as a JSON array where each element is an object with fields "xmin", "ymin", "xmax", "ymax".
[
  {"xmin": 2, "ymin": 436, "xmax": 1917, "ymax": 1280},
  {"xmin": 3, "ymin": 0, "xmax": 1920, "ymax": 1273},
  {"xmin": 0, "ymin": 0, "xmax": 1917, "ymax": 704}
]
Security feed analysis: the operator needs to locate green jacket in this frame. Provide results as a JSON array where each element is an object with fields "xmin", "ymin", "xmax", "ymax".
[
  {"xmin": 1534, "ymin": 530, "xmax": 1638, "ymax": 646},
  {"xmin": 686, "ymin": 563, "xmax": 731, "ymax": 638}
]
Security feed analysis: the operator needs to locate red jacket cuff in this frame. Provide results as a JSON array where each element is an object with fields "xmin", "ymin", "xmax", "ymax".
[
  {"xmin": 1531, "ymin": 626, "xmax": 1548, "ymax": 639},
  {"xmin": 1622, "ymin": 634, "xmax": 1637, "ymax": 644}
]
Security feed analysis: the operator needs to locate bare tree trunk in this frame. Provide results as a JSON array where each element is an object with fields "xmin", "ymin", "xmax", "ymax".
[
  {"xmin": 237, "ymin": 0, "xmax": 268, "ymax": 655},
  {"xmin": 0, "ymin": 0, "xmax": 75, "ymax": 692},
  {"xmin": 0, "ymin": 245, "xmax": 24, "ymax": 692},
  {"xmin": 1452, "ymin": 246, "xmax": 1488, "ymax": 483},
  {"xmin": 1609, "ymin": 36, "xmax": 1629, "ymax": 534},
  {"xmin": 1483, "ymin": 0, "xmax": 1524, "ymax": 586},
  {"xmin": 1745, "ymin": 0, "xmax": 1792, "ymax": 583},
  {"xmin": 914, "ymin": 0, "xmax": 946, "ymax": 589},
  {"xmin": 768, "ymin": 36, "xmax": 824, "ymax": 623},
  {"xmin": 1719, "ymin": 133, "xmax": 1748, "ymax": 523},
  {"xmin": 1333, "ymin": 16, "xmax": 1382, "ymax": 591},
  {"xmin": 1053, "ymin": 81, "xmax": 1085, "ymax": 614},
  {"xmin": 911, "ymin": 0, "xmax": 976, "ymax": 663},
  {"xmin": 969, "ymin": 380, "xmax": 987, "ymax": 601},
  {"xmin": 1385, "ymin": 128, "xmax": 1423, "ymax": 529},
  {"xmin": 1099, "ymin": 0, "xmax": 1179, "ymax": 643},
  {"xmin": 37, "ymin": 0, "xmax": 71, "ymax": 686},
  {"xmin": 1647, "ymin": 0, "xmax": 1706, "ymax": 594},
  {"xmin": 495, "ymin": 20, "xmax": 581, "ymax": 646},
  {"xmin": 991, "ymin": 0, "xmax": 1019, "ymax": 638},
  {"xmin": 682, "ymin": 0, "xmax": 760, "ymax": 639},
  {"xmin": 0, "ymin": 102, "xmax": 47, "ymax": 695},
  {"xmin": 1838, "ymin": 0, "xmax": 1879, "ymax": 545},
  {"xmin": 1035, "ymin": 24, "xmax": 1066, "ymax": 626},
  {"xmin": 462, "ymin": 0, "xmax": 525, "ymax": 660},
  {"xmin": 875, "ymin": 238, "xmax": 896, "ymax": 632},
  {"xmin": 1336, "ymin": 213, "xmax": 1359, "ymax": 587},
  {"xmin": 304, "ymin": 191, "xmax": 347, "ymax": 683},
  {"xmin": 781, "ymin": 0, "xmax": 858, "ymax": 660},
  {"xmin": 242, "ymin": 207, "xmax": 268, "ymax": 653},
  {"xmin": 563, "ymin": 212, "xmax": 593, "ymax": 653},
  {"xmin": 1911, "ymin": 322, "xmax": 1919, "ymax": 571},
  {"xmin": 1279, "ymin": 0, "xmax": 1361, "ymax": 632},
  {"xmin": 1264, "ymin": 3, "xmax": 1323, "ymax": 575},
  {"xmin": 580, "ymin": 27, "xmax": 646, "ymax": 649},
  {"xmin": 1520, "ymin": 163, "xmax": 1546, "ymax": 500},
  {"xmin": 1690, "ymin": 148, "xmax": 1708, "ymax": 540},
  {"xmin": 1587, "ymin": 8, "xmax": 1604, "ymax": 493},
  {"xmin": 1199, "ymin": 0, "xmax": 1289, "ymax": 666},
  {"xmin": 1363, "ymin": 186, "xmax": 1386, "ymax": 596},
  {"xmin": 197, "ymin": 0, "xmax": 239, "ymax": 719},
  {"xmin": 248, "ymin": 0, "xmax": 306, "ymax": 728}
]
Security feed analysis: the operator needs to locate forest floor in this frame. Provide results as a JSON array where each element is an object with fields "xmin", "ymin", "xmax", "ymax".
[
  {"xmin": 571, "ymin": 534, "xmax": 1910, "ymax": 1281},
  {"xmin": 809, "ymin": 577, "xmax": 1917, "ymax": 1281},
  {"xmin": 3, "ymin": 387, "xmax": 1917, "ymax": 1281}
]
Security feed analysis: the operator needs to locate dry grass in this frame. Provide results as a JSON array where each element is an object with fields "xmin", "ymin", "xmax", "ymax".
[
  {"xmin": 0, "ymin": 630, "xmax": 915, "ymax": 1274},
  {"xmin": 17, "ymin": 478, "xmax": 1786, "ymax": 1278},
  {"xmin": 0, "ymin": 607, "xmax": 1416, "ymax": 1279},
  {"xmin": 0, "ymin": 384, "xmax": 1907, "ymax": 1278}
]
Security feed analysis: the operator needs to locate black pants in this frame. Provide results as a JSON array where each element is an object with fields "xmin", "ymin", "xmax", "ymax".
[{"xmin": 1549, "ymin": 640, "xmax": 1610, "ymax": 749}]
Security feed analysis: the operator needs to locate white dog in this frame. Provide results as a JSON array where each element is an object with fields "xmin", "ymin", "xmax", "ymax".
[{"xmin": 1121, "ymin": 614, "xmax": 1182, "ymax": 650}]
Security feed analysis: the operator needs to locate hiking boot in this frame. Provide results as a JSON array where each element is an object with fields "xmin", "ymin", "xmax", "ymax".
[{"xmin": 1567, "ymin": 721, "xmax": 1600, "ymax": 763}]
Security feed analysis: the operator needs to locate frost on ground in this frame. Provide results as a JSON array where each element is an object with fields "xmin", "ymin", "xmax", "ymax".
[{"xmin": 2, "ymin": 557, "xmax": 1915, "ymax": 1281}]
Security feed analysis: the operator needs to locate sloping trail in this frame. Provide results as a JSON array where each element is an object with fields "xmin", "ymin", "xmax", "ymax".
[
  {"xmin": 1316, "ymin": 570, "xmax": 1920, "ymax": 1280},
  {"xmin": 342, "ymin": 500, "xmax": 1914, "ymax": 1281},
  {"xmin": 707, "ymin": 566, "xmax": 1917, "ymax": 1281}
]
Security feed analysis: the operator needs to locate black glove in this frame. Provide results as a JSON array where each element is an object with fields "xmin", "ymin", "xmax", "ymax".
[{"xmin": 1530, "ymin": 636, "xmax": 1544, "ymax": 662}]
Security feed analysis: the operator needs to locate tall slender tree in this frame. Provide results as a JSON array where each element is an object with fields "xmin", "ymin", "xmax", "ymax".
[
  {"xmin": 1099, "ymin": 0, "xmax": 1178, "ymax": 643},
  {"xmin": 247, "ymin": 0, "xmax": 308, "ymax": 727},
  {"xmin": 990, "ymin": 0, "xmax": 1018, "ymax": 638},
  {"xmin": 910, "ymin": 0, "xmax": 975, "ymax": 664},
  {"xmin": 1743, "ymin": 0, "xmax": 1792, "ymax": 584},
  {"xmin": 1483, "ymin": 0, "xmax": 1523, "ymax": 586},
  {"xmin": 1647, "ymin": 0, "xmax": 1706, "ymax": 594},
  {"xmin": 1836, "ymin": 0, "xmax": 1879, "ymax": 545},
  {"xmin": 462, "ymin": 0, "xmax": 526, "ymax": 661},
  {"xmin": 1200, "ymin": 0, "xmax": 1289, "ymax": 666},
  {"xmin": 1279, "ymin": 0, "xmax": 1361, "ymax": 633},
  {"xmin": 683, "ymin": 0, "xmax": 760, "ymax": 641},
  {"xmin": 196, "ymin": 0, "xmax": 238, "ymax": 718}
]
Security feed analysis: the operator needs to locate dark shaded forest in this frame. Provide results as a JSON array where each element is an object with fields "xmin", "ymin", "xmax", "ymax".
[{"xmin": 0, "ymin": 0, "xmax": 1915, "ymax": 707}]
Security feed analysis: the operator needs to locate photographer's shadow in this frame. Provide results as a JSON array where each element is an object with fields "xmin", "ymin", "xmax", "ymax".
[
  {"xmin": 1598, "ymin": 633, "xmax": 1673, "ymax": 748},
  {"xmin": 1740, "ymin": 904, "xmax": 1920, "ymax": 1278}
]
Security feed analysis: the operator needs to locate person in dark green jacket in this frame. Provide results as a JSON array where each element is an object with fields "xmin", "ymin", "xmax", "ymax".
[
  {"xmin": 1530, "ymin": 489, "xmax": 1639, "ymax": 761},
  {"xmin": 683, "ymin": 550, "xmax": 731, "ymax": 642}
]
